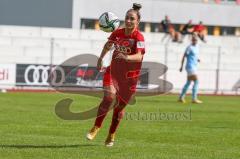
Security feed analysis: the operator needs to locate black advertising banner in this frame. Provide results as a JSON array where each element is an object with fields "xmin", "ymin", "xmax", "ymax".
[{"xmin": 16, "ymin": 64, "xmax": 148, "ymax": 89}]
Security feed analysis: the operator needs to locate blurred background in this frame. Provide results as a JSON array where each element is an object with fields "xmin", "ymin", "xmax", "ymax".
[{"xmin": 0, "ymin": 0, "xmax": 239, "ymax": 94}]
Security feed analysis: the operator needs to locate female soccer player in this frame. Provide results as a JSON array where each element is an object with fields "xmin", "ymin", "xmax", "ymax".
[
  {"xmin": 178, "ymin": 36, "xmax": 203, "ymax": 104},
  {"xmin": 86, "ymin": 3, "xmax": 145, "ymax": 147}
]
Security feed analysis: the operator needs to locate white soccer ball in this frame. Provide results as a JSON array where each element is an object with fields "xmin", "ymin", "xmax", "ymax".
[{"xmin": 99, "ymin": 12, "xmax": 120, "ymax": 32}]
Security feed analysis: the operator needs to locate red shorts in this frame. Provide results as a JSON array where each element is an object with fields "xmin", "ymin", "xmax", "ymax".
[
  {"xmin": 103, "ymin": 67, "xmax": 113, "ymax": 87},
  {"xmin": 103, "ymin": 66, "xmax": 138, "ymax": 104},
  {"xmin": 103, "ymin": 67, "xmax": 140, "ymax": 87}
]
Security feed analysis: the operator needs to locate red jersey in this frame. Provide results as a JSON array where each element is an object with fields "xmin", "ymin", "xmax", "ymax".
[
  {"xmin": 193, "ymin": 24, "xmax": 205, "ymax": 33},
  {"xmin": 108, "ymin": 28, "xmax": 145, "ymax": 85}
]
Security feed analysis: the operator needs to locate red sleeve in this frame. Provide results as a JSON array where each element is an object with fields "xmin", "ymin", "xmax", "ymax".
[
  {"xmin": 108, "ymin": 29, "xmax": 120, "ymax": 42},
  {"xmin": 136, "ymin": 32, "xmax": 145, "ymax": 55}
]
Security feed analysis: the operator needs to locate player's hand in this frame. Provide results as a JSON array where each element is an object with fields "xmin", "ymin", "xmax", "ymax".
[
  {"xmin": 97, "ymin": 58, "xmax": 103, "ymax": 70},
  {"xmin": 179, "ymin": 67, "xmax": 183, "ymax": 72},
  {"xmin": 115, "ymin": 53, "xmax": 128, "ymax": 61}
]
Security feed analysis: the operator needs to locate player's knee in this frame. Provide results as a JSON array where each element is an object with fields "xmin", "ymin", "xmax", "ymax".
[
  {"xmin": 103, "ymin": 95, "xmax": 115, "ymax": 105},
  {"xmin": 98, "ymin": 96, "xmax": 115, "ymax": 114}
]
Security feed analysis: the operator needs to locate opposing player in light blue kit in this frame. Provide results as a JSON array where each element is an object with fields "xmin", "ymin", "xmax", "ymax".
[{"xmin": 179, "ymin": 36, "xmax": 203, "ymax": 104}]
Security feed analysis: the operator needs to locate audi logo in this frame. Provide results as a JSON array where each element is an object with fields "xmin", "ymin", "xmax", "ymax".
[{"xmin": 24, "ymin": 65, "xmax": 65, "ymax": 86}]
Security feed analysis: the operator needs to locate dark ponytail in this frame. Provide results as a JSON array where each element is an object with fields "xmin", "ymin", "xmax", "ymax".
[
  {"xmin": 132, "ymin": 3, "xmax": 142, "ymax": 11},
  {"xmin": 127, "ymin": 3, "xmax": 142, "ymax": 20}
]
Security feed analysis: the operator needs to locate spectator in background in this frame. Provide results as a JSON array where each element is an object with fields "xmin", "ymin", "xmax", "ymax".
[
  {"xmin": 160, "ymin": 15, "xmax": 171, "ymax": 33},
  {"xmin": 193, "ymin": 21, "xmax": 207, "ymax": 43},
  {"xmin": 160, "ymin": 15, "xmax": 181, "ymax": 42},
  {"xmin": 237, "ymin": 0, "xmax": 240, "ymax": 5},
  {"xmin": 180, "ymin": 20, "xmax": 194, "ymax": 42},
  {"xmin": 215, "ymin": 0, "xmax": 221, "ymax": 4}
]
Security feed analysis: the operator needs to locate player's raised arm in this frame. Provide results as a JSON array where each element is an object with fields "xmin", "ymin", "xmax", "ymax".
[{"xmin": 97, "ymin": 41, "xmax": 113, "ymax": 70}]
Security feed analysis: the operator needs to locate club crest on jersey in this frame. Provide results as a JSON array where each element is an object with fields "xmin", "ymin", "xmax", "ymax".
[
  {"xmin": 128, "ymin": 39, "xmax": 135, "ymax": 46},
  {"xmin": 137, "ymin": 41, "xmax": 145, "ymax": 48}
]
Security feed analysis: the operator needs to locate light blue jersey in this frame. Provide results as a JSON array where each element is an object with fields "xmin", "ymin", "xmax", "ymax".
[{"xmin": 185, "ymin": 44, "xmax": 199, "ymax": 72}]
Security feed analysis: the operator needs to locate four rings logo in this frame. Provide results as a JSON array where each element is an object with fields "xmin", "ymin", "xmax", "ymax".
[{"xmin": 16, "ymin": 64, "xmax": 65, "ymax": 86}]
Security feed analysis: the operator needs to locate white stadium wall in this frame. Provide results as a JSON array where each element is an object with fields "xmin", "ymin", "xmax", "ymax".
[
  {"xmin": 72, "ymin": 0, "xmax": 240, "ymax": 29},
  {"xmin": 0, "ymin": 25, "xmax": 240, "ymax": 94}
]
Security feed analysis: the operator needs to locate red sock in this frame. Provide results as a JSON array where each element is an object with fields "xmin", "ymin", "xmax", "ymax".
[
  {"xmin": 94, "ymin": 96, "xmax": 114, "ymax": 127},
  {"xmin": 109, "ymin": 106, "xmax": 125, "ymax": 134}
]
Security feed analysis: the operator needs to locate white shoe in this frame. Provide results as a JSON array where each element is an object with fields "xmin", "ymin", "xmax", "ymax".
[
  {"xmin": 105, "ymin": 141, "xmax": 114, "ymax": 147},
  {"xmin": 86, "ymin": 126, "xmax": 100, "ymax": 140},
  {"xmin": 178, "ymin": 98, "xmax": 186, "ymax": 103},
  {"xmin": 192, "ymin": 99, "xmax": 203, "ymax": 104},
  {"xmin": 105, "ymin": 133, "xmax": 115, "ymax": 147}
]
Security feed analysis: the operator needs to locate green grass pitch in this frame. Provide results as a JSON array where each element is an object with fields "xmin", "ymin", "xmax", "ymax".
[{"xmin": 0, "ymin": 92, "xmax": 239, "ymax": 159}]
